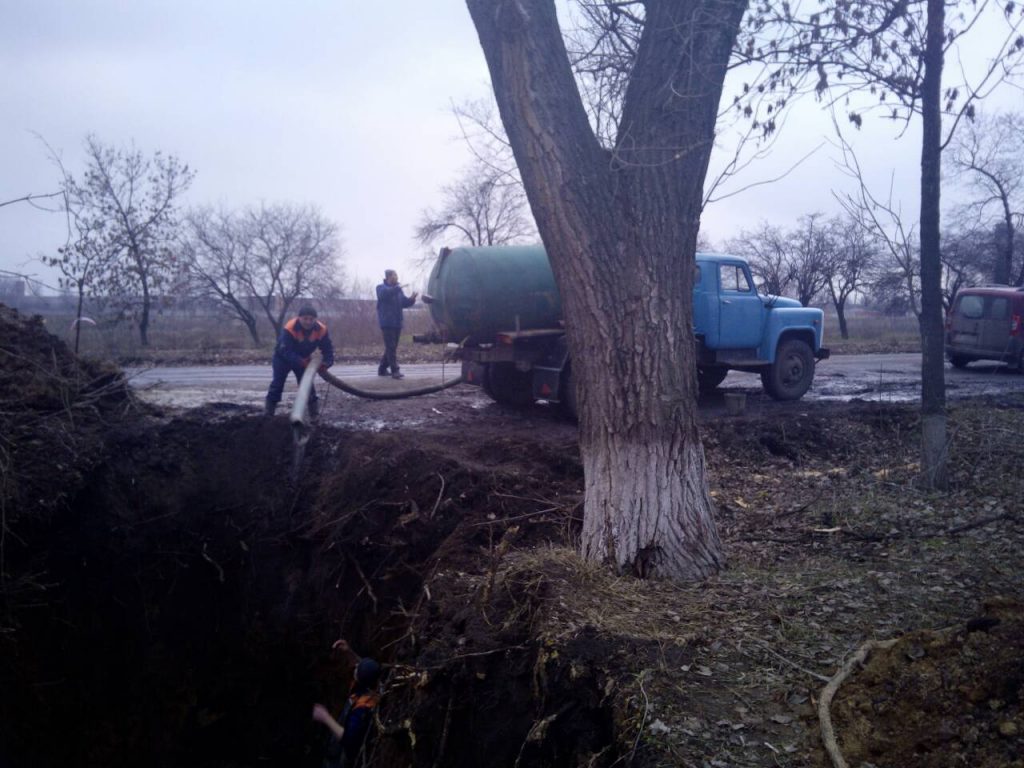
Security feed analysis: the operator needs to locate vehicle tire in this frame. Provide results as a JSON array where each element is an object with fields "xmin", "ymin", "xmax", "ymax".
[
  {"xmin": 482, "ymin": 363, "xmax": 535, "ymax": 407},
  {"xmin": 697, "ymin": 366, "xmax": 729, "ymax": 394},
  {"xmin": 761, "ymin": 338, "xmax": 815, "ymax": 401},
  {"xmin": 557, "ymin": 364, "xmax": 578, "ymax": 421},
  {"xmin": 949, "ymin": 354, "xmax": 970, "ymax": 370}
]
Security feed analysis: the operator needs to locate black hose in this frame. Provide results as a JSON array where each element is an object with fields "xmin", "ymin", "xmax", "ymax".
[{"xmin": 318, "ymin": 370, "xmax": 464, "ymax": 400}]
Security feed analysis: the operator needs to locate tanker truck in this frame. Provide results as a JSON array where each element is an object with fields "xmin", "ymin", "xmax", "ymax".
[{"xmin": 417, "ymin": 245, "xmax": 829, "ymax": 417}]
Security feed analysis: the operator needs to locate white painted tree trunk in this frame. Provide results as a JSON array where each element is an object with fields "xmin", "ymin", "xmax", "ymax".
[{"xmin": 581, "ymin": 434, "xmax": 722, "ymax": 580}]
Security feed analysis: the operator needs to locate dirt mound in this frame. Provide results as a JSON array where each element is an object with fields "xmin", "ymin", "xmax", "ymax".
[
  {"xmin": 0, "ymin": 304, "xmax": 134, "ymax": 525},
  {"xmin": 832, "ymin": 597, "xmax": 1024, "ymax": 768}
]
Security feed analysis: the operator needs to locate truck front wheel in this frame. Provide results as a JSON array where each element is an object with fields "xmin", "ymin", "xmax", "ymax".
[
  {"xmin": 483, "ymin": 363, "xmax": 535, "ymax": 407},
  {"xmin": 761, "ymin": 339, "xmax": 815, "ymax": 401}
]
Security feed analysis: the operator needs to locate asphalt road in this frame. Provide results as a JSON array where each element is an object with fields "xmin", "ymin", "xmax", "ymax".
[{"xmin": 128, "ymin": 354, "xmax": 1024, "ymax": 410}]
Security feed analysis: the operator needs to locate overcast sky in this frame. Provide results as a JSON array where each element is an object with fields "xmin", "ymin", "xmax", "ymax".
[{"xmin": 0, "ymin": 1, "xmax": 1015, "ymax": 297}]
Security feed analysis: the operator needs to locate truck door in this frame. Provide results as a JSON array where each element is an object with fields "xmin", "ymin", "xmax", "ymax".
[
  {"xmin": 949, "ymin": 293, "xmax": 983, "ymax": 348},
  {"xmin": 717, "ymin": 263, "xmax": 764, "ymax": 349},
  {"xmin": 980, "ymin": 296, "xmax": 1011, "ymax": 354}
]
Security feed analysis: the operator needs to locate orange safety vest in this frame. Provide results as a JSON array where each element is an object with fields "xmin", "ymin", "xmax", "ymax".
[{"xmin": 284, "ymin": 317, "xmax": 328, "ymax": 342}]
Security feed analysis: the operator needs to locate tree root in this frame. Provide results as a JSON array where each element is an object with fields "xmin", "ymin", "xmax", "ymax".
[{"xmin": 818, "ymin": 637, "xmax": 898, "ymax": 768}]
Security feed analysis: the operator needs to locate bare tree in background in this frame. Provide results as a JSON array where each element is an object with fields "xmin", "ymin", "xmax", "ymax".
[
  {"xmin": 726, "ymin": 215, "xmax": 836, "ymax": 305},
  {"xmin": 836, "ymin": 136, "xmax": 922, "ymax": 319},
  {"xmin": 43, "ymin": 209, "xmax": 113, "ymax": 355},
  {"xmin": 181, "ymin": 207, "xmax": 264, "ymax": 346},
  {"xmin": 414, "ymin": 160, "xmax": 536, "ymax": 250},
  {"xmin": 787, "ymin": 213, "xmax": 834, "ymax": 307},
  {"xmin": 824, "ymin": 216, "xmax": 879, "ymax": 339},
  {"xmin": 240, "ymin": 203, "xmax": 344, "ymax": 338},
  {"xmin": 950, "ymin": 112, "xmax": 1024, "ymax": 286},
  {"xmin": 38, "ymin": 148, "xmax": 111, "ymax": 354},
  {"xmin": 939, "ymin": 225, "xmax": 993, "ymax": 306},
  {"xmin": 54, "ymin": 136, "xmax": 194, "ymax": 347}
]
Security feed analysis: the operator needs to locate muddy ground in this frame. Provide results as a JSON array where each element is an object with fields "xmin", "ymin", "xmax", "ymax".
[{"xmin": 1, "ymin": 303, "xmax": 1023, "ymax": 768}]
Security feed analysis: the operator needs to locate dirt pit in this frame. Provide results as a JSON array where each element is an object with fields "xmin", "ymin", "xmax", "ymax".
[{"xmin": 2, "ymin": 303, "xmax": 1024, "ymax": 768}]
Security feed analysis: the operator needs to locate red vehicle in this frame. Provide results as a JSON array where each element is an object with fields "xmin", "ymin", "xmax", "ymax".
[{"xmin": 945, "ymin": 285, "xmax": 1024, "ymax": 371}]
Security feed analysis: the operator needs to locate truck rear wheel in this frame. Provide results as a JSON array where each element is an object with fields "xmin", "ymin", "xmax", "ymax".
[
  {"xmin": 949, "ymin": 354, "xmax": 970, "ymax": 370},
  {"xmin": 697, "ymin": 366, "xmax": 729, "ymax": 393},
  {"xmin": 482, "ymin": 363, "xmax": 535, "ymax": 407},
  {"xmin": 761, "ymin": 339, "xmax": 815, "ymax": 401}
]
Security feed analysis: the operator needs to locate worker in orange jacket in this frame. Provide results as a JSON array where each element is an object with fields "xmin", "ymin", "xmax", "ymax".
[
  {"xmin": 312, "ymin": 639, "xmax": 382, "ymax": 768},
  {"xmin": 264, "ymin": 305, "xmax": 334, "ymax": 417}
]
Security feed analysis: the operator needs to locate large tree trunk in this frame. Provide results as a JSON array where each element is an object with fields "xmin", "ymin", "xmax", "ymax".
[
  {"xmin": 918, "ymin": 0, "xmax": 948, "ymax": 489},
  {"xmin": 467, "ymin": 0, "xmax": 743, "ymax": 580}
]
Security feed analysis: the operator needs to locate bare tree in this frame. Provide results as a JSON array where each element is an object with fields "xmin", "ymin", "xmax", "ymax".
[
  {"xmin": 561, "ymin": 0, "xmax": 643, "ymax": 147},
  {"xmin": 43, "ymin": 207, "xmax": 113, "ymax": 354},
  {"xmin": 824, "ymin": 216, "xmax": 879, "ymax": 339},
  {"xmin": 414, "ymin": 160, "xmax": 536, "ymax": 250},
  {"xmin": 950, "ymin": 111, "xmax": 1024, "ymax": 286},
  {"xmin": 787, "ymin": 213, "xmax": 835, "ymax": 307},
  {"xmin": 37, "ymin": 149, "xmax": 111, "ymax": 354},
  {"xmin": 55, "ymin": 136, "xmax": 195, "ymax": 347},
  {"xmin": 940, "ymin": 224, "xmax": 992, "ymax": 306},
  {"xmin": 238, "ymin": 203, "xmax": 344, "ymax": 338},
  {"xmin": 726, "ymin": 215, "xmax": 836, "ymax": 305},
  {"xmin": 836, "ymin": 133, "xmax": 922, "ymax": 319},
  {"xmin": 181, "ymin": 206, "xmax": 264, "ymax": 346},
  {"xmin": 468, "ymin": 0, "xmax": 747, "ymax": 581}
]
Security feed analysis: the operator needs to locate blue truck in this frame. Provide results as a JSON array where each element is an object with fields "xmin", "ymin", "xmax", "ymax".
[{"xmin": 419, "ymin": 245, "xmax": 829, "ymax": 416}]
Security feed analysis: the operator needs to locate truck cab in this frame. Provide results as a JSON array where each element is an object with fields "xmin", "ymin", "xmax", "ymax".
[{"xmin": 693, "ymin": 254, "xmax": 828, "ymax": 400}]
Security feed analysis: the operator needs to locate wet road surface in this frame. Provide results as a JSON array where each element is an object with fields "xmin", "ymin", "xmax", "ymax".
[{"xmin": 129, "ymin": 354, "xmax": 1023, "ymax": 414}]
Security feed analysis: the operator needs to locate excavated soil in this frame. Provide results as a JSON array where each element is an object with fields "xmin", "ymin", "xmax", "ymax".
[{"xmin": 2, "ymin": 303, "xmax": 1023, "ymax": 768}]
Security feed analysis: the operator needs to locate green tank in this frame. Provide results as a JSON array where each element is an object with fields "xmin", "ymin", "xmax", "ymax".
[{"xmin": 425, "ymin": 245, "xmax": 562, "ymax": 342}]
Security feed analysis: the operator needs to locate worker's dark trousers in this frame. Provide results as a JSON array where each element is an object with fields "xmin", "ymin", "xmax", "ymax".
[
  {"xmin": 378, "ymin": 327, "xmax": 401, "ymax": 374},
  {"xmin": 266, "ymin": 355, "xmax": 318, "ymax": 405}
]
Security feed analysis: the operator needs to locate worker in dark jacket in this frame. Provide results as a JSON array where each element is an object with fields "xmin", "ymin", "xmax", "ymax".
[
  {"xmin": 376, "ymin": 269, "xmax": 417, "ymax": 379},
  {"xmin": 265, "ymin": 305, "xmax": 334, "ymax": 417},
  {"xmin": 312, "ymin": 639, "xmax": 382, "ymax": 768}
]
